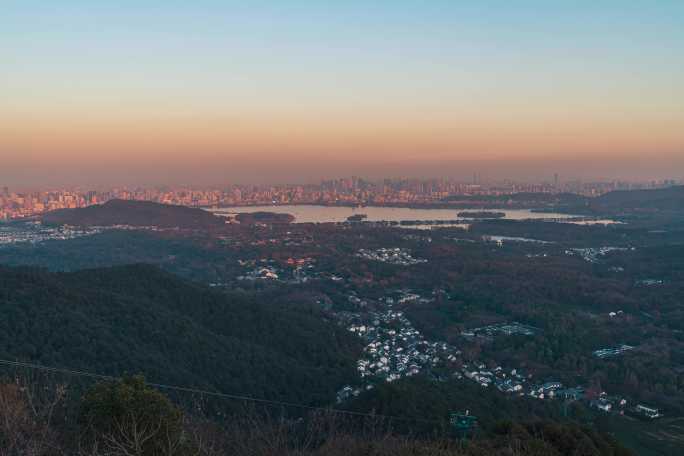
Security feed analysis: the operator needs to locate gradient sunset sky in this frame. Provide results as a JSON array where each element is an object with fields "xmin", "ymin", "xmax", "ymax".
[{"xmin": 2, "ymin": 1, "xmax": 683, "ymax": 185}]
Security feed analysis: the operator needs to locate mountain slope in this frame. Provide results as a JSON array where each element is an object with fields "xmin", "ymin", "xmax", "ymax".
[
  {"xmin": 593, "ymin": 186, "xmax": 684, "ymax": 211},
  {"xmin": 41, "ymin": 199, "xmax": 226, "ymax": 229},
  {"xmin": 0, "ymin": 264, "xmax": 360, "ymax": 405}
]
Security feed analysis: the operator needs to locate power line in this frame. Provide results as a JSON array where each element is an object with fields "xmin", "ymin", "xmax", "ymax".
[{"xmin": 0, "ymin": 358, "xmax": 444, "ymax": 425}]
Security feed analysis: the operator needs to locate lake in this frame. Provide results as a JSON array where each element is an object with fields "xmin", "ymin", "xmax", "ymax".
[{"xmin": 207, "ymin": 205, "xmax": 610, "ymax": 224}]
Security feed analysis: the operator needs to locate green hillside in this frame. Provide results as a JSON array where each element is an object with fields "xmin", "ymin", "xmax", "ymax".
[{"xmin": 0, "ymin": 264, "xmax": 360, "ymax": 406}]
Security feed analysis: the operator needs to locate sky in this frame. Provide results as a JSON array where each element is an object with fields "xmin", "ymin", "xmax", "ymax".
[{"xmin": 2, "ymin": 0, "xmax": 683, "ymax": 186}]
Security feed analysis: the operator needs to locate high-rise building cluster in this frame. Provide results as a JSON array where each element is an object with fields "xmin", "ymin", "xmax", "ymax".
[{"xmin": 0, "ymin": 177, "xmax": 679, "ymax": 221}]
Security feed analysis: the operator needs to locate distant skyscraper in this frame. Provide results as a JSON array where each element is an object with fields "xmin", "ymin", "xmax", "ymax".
[{"xmin": 554, "ymin": 173, "xmax": 559, "ymax": 189}]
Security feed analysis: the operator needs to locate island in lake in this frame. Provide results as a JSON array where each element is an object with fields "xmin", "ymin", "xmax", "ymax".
[
  {"xmin": 235, "ymin": 211, "xmax": 295, "ymax": 224},
  {"xmin": 457, "ymin": 211, "xmax": 506, "ymax": 219},
  {"xmin": 346, "ymin": 214, "xmax": 368, "ymax": 222}
]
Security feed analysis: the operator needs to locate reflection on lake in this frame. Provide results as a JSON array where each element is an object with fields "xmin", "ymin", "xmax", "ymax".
[{"xmin": 209, "ymin": 205, "xmax": 613, "ymax": 225}]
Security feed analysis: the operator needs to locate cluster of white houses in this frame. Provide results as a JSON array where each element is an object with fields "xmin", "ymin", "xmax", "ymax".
[
  {"xmin": 337, "ymin": 307, "xmax": 460, "ymax": 403},
  {"xmin": 356, "ymin": 247, "xmax": 428, "ymax": 266},
  {"xmin": 0, "ymin": 222, "xmax": 100, "ymax": 246},
  {"xmin": 336, "ymin": 290, "xmax": 662, "ymax": 421}
]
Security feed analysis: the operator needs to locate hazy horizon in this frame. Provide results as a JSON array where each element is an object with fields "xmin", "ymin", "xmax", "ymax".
[
  {"xmin": 3, "ymin": 1, "xmax": 683, "ymax": 186},
  {"xmin": 2, "ymin": 162, "xmax": 683, "ymax": 192}
]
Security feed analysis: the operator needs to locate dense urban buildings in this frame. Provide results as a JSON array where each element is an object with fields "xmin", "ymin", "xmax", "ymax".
[{"xmin": 0, "ymin": 177, "xmax": 679, "ymax": 221}]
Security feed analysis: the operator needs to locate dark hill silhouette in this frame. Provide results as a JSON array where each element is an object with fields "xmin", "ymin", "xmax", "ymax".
[
  {"xmin": 593, "ymin": 185, "xmax": 684, "ymax": 211},
  {"xmin": 0, "ymin": 264, "xmax": 360, "ymax": 405},
  {"xmin": 235, "ymin": 211, "xmax": 295, "ymax": 224},
  {"xmin": 41, "ymin": 199, "xmax": 226, "ymax": 228},
  {"xmin": 441, "ymin": 186, "xmax": 683, "ymax": 215}
]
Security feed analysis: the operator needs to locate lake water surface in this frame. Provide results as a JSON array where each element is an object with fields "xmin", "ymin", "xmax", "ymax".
[{"xmin": 209, "ymin": 205, "xmax": 597, "ymax": 224}]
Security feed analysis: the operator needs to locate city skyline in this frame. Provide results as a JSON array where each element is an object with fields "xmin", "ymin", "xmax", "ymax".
[
  {"xmin": 2, "ymin": 175, "xmax": 680, "ymax": 221},
  {"xmin": 2, "ymin": 1, "xmax": 683, "ymax": 185}
]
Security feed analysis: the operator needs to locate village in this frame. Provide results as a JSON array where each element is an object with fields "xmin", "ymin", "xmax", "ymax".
[
  {"xmin": 335, "ymin": 286, "xmax": 660, "ymax": 422},
  {"xmin": 355, "ymin": 247, "xmax": 428, "ymax": 266},
  {"xmin": 0, "ymin": 222, "xmax": 101, "ymax": 246},
  {"xmin": 566, "ymin": 246, "xmax": 632, "ymax": 263}
]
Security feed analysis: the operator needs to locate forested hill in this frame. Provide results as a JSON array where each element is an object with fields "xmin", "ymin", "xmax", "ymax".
[
  {"xmin": 593, "ymin": 185, "xmax": 684, "ymax": 211},
  {"xmin": 438, "ymin": 186, "xmax": 684, "ymax": 215},
  {"xmin": 41, "ymin": 199, "xmax": 226, "ymax": 228},
  {"xmin": 0, "ymin": 264, "xmax": 360, "ymax": 405}
]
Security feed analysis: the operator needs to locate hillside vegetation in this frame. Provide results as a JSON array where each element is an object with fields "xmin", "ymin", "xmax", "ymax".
[
  {"xmin": 0, "ymin": 374, "xmax": 634, "ymax": 456},
  {"xmin": 0, "ymin": 264, "xmax": 360, "ymax": 406},
  {"xmin": 41, "ymin": 199, "xmax": 227, "ymax": 229}
]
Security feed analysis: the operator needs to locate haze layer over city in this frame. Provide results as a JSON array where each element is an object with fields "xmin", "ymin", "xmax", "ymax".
[{"xmin": 2, "ymin": 1, "xmax": 683, "ymax": 186}]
